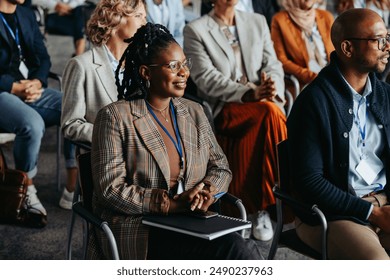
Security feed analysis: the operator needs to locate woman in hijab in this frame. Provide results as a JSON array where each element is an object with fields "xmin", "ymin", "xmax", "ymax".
[{"xmin": 271, "ymin": 0, "xmax": 334, "ymax": 91}]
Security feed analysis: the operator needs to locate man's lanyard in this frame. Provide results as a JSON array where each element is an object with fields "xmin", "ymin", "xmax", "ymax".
[
  {"xmin": 0, "ymin": 13, "xmax": 23, "ymax": 61},
  {"xmin": 146, "ymin": 100, "xmax": 184, "ymax": 169},
  {"xmin": 354, "ymin": 96, "xmax": 368, "ymax": 160}
]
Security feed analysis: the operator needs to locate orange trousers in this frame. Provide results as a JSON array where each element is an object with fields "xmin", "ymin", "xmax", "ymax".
[{"xmin": 214, "ymin": 101, "xmax": 287, "ymax": 216}]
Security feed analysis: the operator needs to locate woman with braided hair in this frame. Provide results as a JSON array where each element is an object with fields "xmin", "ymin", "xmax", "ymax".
[{"xmin": 90, "ymin": 22, "xmax": 263, "ymax": 259}]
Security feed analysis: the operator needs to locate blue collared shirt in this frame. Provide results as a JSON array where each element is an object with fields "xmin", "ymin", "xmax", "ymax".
[
  {"xmin": 346, "ymin": 77, "xmax": 386, "ymax": 198},
  {"xmin": 344, "ymin": 77, "xmax": 386, "ymax": 219},
  {"xmin": 103, "ymin": 44, "xmax": 123, "ymax": 83}
]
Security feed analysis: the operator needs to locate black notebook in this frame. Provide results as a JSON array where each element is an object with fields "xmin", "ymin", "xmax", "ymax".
[{"xmin": 142, "ymin": 213, "xmax": 251, "ymax": 240}]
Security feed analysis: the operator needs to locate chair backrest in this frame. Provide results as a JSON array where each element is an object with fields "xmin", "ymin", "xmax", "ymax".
[
  {"xmin": 77, "ymin": 152, "xmax": 93, "ymax": 211},
  {"xmin": 268, "ymin": 139, "xmax": 327, "ymax": 260},
  {"xmin": 276, "ymin": 139, "xmax": 291, "ymax": 195},
  {"xmin": 277, "ymin": 139, "xmax": 310, "ymax": 216},
  {"xmin": 183, "ymin": 92, "xmax": 215, "ymax": 133}
]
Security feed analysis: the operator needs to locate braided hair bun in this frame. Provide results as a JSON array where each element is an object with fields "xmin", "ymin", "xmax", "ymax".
[{"xmin": 116, "ymin": 22, "xmax": 177, "ymax": 101}]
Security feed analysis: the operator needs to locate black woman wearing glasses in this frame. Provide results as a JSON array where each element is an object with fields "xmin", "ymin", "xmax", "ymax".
[
  {"xmin": 90, "ymin": 22, "xmax": 263, "ymax": 260},
  {"xmin": 287, "ymin": 8, "xmax": 390, "ymax": 259}
]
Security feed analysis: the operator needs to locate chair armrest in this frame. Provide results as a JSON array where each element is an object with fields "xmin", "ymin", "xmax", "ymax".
[
  {"xmin": 273, "ymin": 185, "xmax": 328, "ymax": 259},
  {"xmin": 284, "ymin": 74, "xmax": 300, "ymax": 98},
  {"xmin": 69, "ymin": 140, "xmax": 92, "ymax": 152},
  {"xmin": 73, "ymin": 201, "xmax": 104, "ymax": 228},
  {"xmin": 73, "ymin": 201, "xmax": 120, "ymax": 259},
  {"xmin": 273, "ymin": 185, "xmax": 314, "ymax": 214},
  {"xmin": 49, "ymin": 71, "xmax": 62, "ymax": 82},
  {"xmin": 48, "ymin": 71, "xmax": 62, "ymax": 89},
  {"xmin": 220, "ymin": 193, "xmax": 247, "ymax": 222},
  {"xmin": 220, "ymin": 192, "xmax": 241, "ymax": 206}
]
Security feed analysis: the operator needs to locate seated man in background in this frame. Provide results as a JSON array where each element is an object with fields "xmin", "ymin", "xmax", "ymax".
[
  {"xmin": 0, "ymin": 0, "xmax": 76, "ymax": 224},
  {"xmin": 287, "ymin": 8, "xmax": 390, "ymax": 259},
  {"xmin": 145, "ymin": 0, "xmax": 185, "ymax": 46},
  {"xmin": 31, "ymin": 0, "xmax": 91, "ymax": 56}
]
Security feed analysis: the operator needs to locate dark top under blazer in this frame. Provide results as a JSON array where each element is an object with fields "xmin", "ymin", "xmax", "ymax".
[
  {"xmin": 0, "ymin": 5, "xmax": 51, "ymax": 92},
  {"xmin": 287, "ymin": 52, "xmax": 390, "ymax": 225}
]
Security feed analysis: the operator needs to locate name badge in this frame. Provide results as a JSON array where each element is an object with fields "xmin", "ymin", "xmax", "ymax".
[
  {"xmin": 356, "ymin": 151, "xmax": 384, "ymax": 185},
  {"xmin": 19, "ymin": 61, "xmax": 29, "ymax": 79},
  {"xmin": 177, "ymin": 180, "xmax": 184, "ymax": 195}
]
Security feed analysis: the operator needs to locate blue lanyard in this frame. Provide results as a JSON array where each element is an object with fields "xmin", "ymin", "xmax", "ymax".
[
  {"xmin": 146, "ymin": 100, "xmax": 184, "ymax": 169},
  {"xmin": 354, "ymin": 97, "xmax": 368, "ymax": 157},
  {"xmin": 0, "ymin": 13, "xmax": 22, "ymax": 60}
]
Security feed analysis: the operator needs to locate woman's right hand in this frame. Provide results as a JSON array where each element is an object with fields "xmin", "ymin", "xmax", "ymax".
[
  {"xmin": 170, "ymin": 183, "xmax": 213, "ymax": 213},
  {"xmin": 242, "ymin": 72, "xmax": 277, "ymax": 102}
]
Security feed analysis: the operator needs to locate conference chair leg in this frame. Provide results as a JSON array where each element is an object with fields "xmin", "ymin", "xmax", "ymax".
[{"xmin": 56, "ymin": 126, "xmax": 61, "ymax": 192}]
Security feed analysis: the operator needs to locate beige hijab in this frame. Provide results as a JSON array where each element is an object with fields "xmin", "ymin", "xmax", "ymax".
[
  {"xmin": 282, "ymin": 0, "xmax": 316, "ymax": 35},
  {"xmin": 283, "ymin": 0, "xmax": 326, "ymax": 68}
]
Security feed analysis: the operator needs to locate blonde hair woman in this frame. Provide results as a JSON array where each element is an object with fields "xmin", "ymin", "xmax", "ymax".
[{"xmin": 59, "ymin": 0, "xmax": 147, "ymax": 209}]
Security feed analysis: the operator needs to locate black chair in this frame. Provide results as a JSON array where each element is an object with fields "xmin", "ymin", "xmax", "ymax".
[
  {"xmin": 65, "ymin": 141, "xmax": 91, "ymax": 260},
  {"xmin": 284, "ymin": 74, "xmax": 300, "ymax": 116},
  {"xmin": 66, "ymin": 150, "xmax": 119, "ymax": 260},
  {"xmin": 267, "ymin": 139, "xmax": 328, "ymax": 260}
]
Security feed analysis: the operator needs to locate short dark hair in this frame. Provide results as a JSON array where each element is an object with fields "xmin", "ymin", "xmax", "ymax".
[{"xmin": 116, "ymin": 22, "xmax": 177, "ymax": 101}]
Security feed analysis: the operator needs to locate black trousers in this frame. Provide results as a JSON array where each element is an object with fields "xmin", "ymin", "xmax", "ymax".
[
  {"xmin": 45, "ymin": 6, "xmax": 85, "ymax": 41},
  {"xmin": 147, "ymin": 227, "xmax": 263, "ymax": 260}
]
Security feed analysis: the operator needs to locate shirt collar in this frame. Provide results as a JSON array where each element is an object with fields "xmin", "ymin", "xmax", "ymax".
[
  {"xmin": 103, "ymin": 44, "xmax": 120, "ymax": 74},
  {"xmin": 342, "ymin": 75, "xmax": 372, "ymax": 101}
]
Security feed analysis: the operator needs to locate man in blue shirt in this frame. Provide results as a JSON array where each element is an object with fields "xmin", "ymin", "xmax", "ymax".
[{"xmin": 287, "ymin": 8, "xmax": 390, "ymax": 259}]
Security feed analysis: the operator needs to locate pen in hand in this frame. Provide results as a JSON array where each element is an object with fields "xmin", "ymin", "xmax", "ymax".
[{"xmin": 213, "ymin": 192, "xmax": 226, "ymax": 199}]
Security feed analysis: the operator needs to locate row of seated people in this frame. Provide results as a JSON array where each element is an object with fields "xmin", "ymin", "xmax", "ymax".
[
  {"xmin": 23, "ymin": 0, "xmax": 390, "ymax": 88},
  {"xmin": 59, "ymin": 0, "xmax": 332, "ymax": 246},
  {"xmin": 64, "ymin": 0, "xmax": 390, "ymax": 259},
  {"xmin": 2, "ymin": 0, "xmax": 390, "ymax": 260},
  {"xmin": 61, "ymin": 0, "xmax": 287, "ymax": 247}
]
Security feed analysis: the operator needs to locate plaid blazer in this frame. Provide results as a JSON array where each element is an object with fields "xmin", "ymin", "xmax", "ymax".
[{"xmin": 89, "ymin": 97, "xmax": 232, "ymax": 259}]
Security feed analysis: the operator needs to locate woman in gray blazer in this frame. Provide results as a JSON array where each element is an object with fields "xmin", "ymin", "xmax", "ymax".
[{"xmin": 59, "ymin": 0, "xmax": 147, "ymax": 209}]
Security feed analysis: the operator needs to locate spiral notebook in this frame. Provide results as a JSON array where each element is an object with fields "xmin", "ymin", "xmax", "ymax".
[{"xmin": 142, "ymin": 213, "xmax": 251, "ymax": 240}]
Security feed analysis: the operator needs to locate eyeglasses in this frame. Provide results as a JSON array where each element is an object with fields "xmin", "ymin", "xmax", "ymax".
[
  {"xmin": 346, "ymin": 35, "xmax": 390, "ymax": 51},
  {"xmin": 148, "ymin": 58, "xmax": 192, "ymax": 74}
]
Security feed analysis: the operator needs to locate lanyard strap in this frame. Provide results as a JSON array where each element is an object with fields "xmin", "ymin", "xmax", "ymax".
[
  {"xmin": 354, "ymin": 97, "xmax": 368, "ymax": 158},
  {"xmin": 146, "ymin": 100, "xmax": 184, "ymax": 169},
  {"xmin": 0, "ymin": 13, "xmax": 22, "ymax": 60}
]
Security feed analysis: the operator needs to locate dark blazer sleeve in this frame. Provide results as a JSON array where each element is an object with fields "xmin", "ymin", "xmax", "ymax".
[
  {"xmin": 17, "ymin": 6, "xmax": 51, "ymax": 87},
  {"xmin": 252, "ymin": 0, "xmax": 279, "ymax": 28},
  {"xmin": 0, "ymin": 6, "xmax": 50, "ymax": 91}
]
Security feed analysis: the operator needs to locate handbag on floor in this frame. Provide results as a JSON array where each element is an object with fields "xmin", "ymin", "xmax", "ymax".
[{"xmin": 0, "ymin": 147, "xmax": 28, "ymax": 223}]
